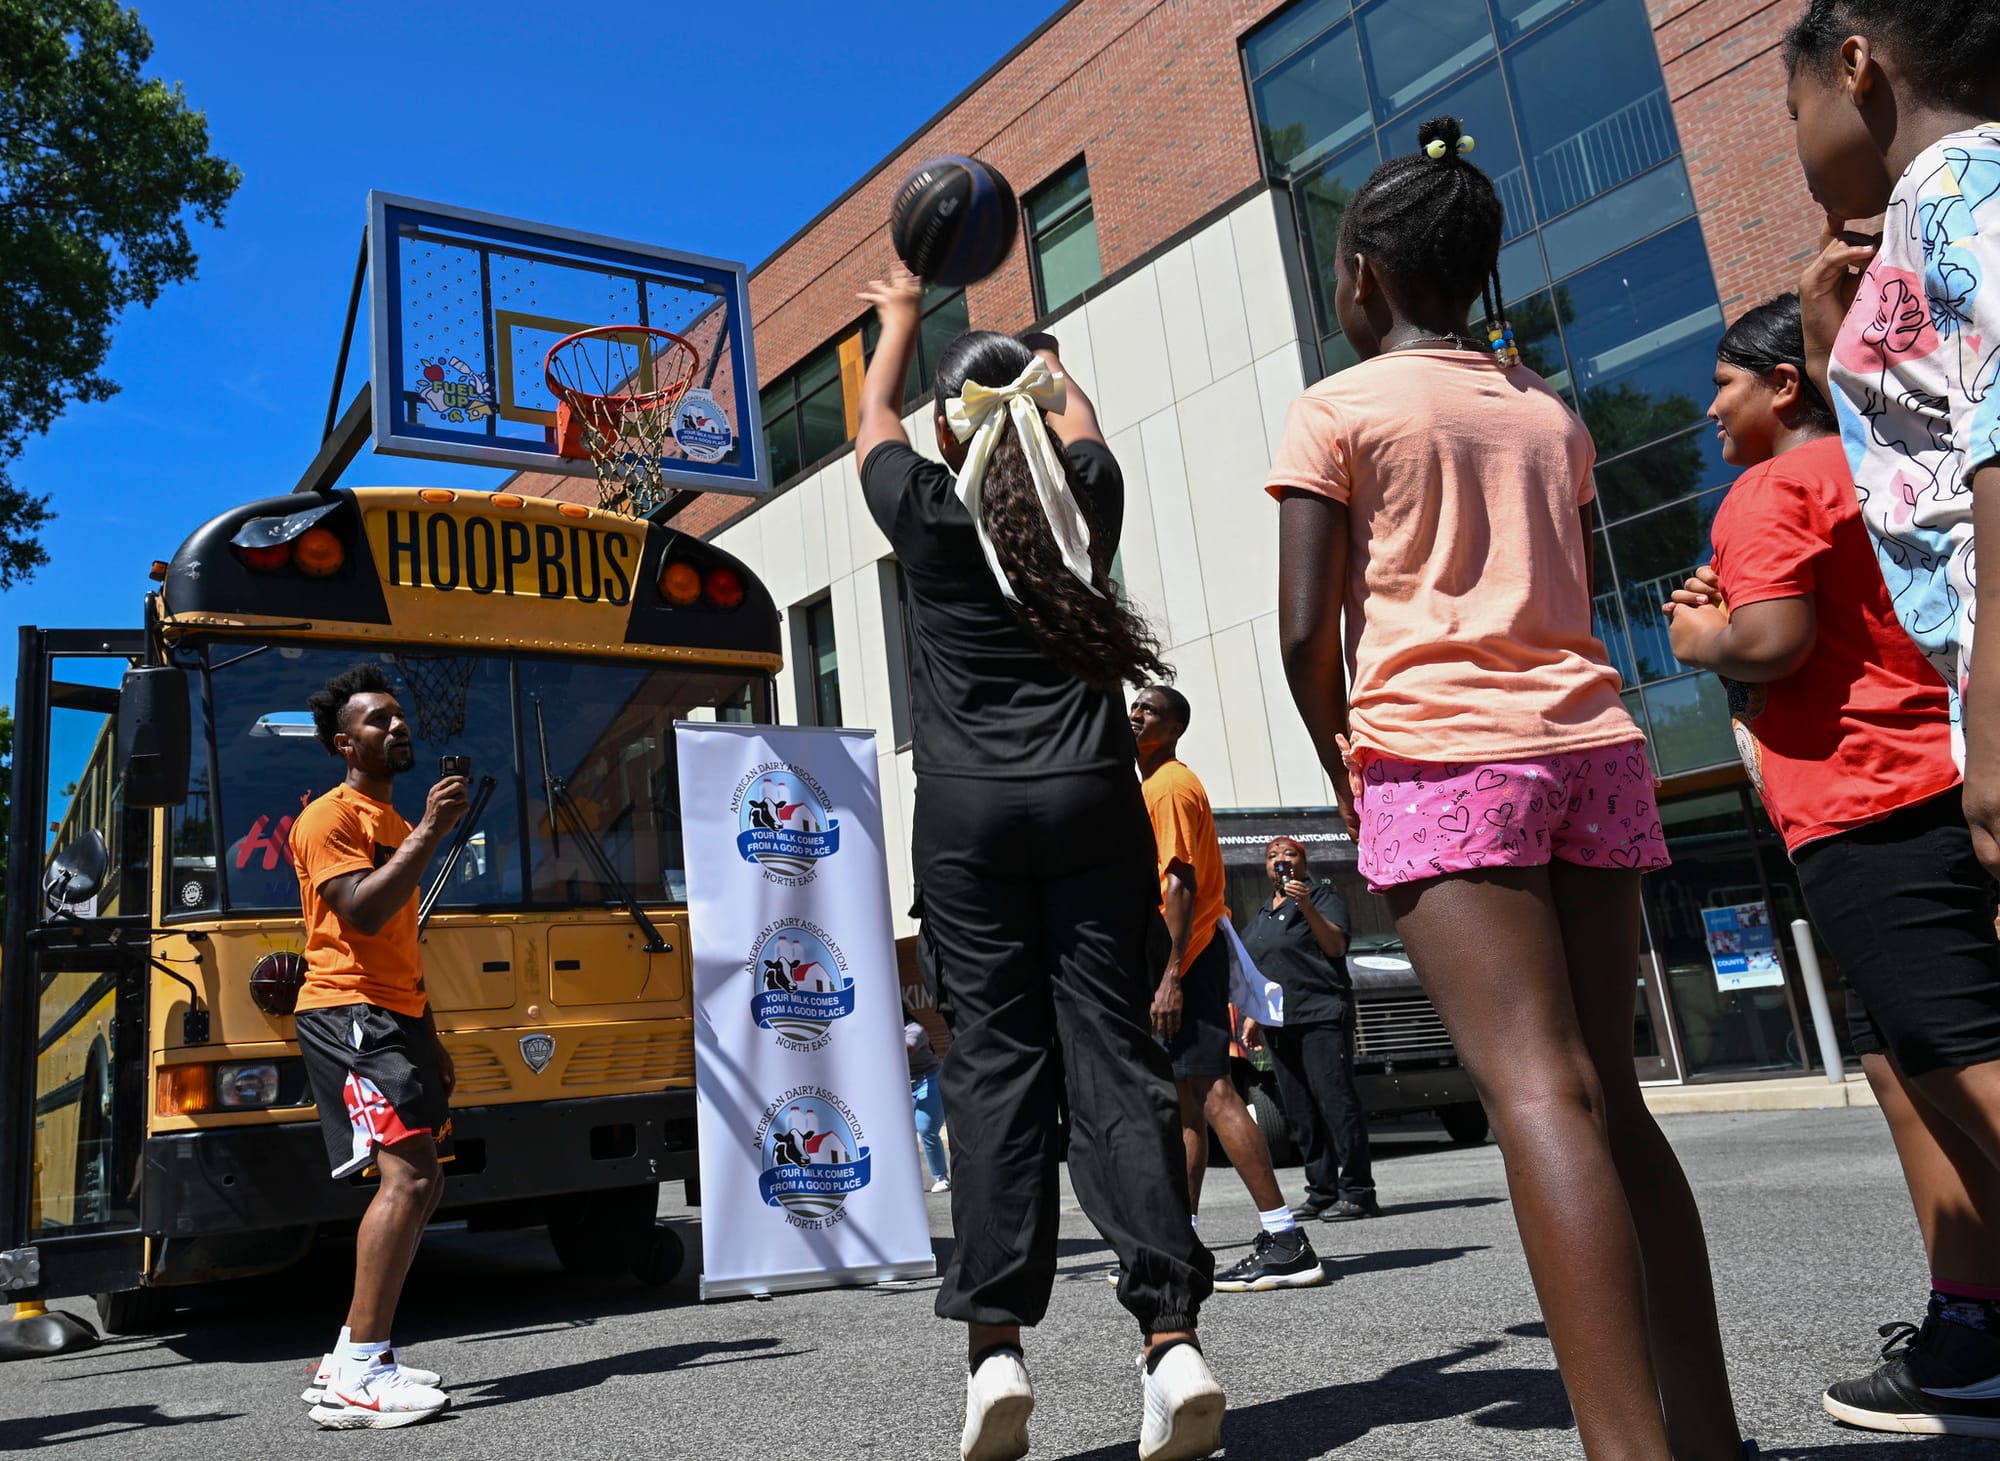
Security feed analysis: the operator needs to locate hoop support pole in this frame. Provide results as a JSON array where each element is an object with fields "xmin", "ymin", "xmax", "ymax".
[{"xmin": 296, "ymin": 389, "xmax": 372, "ymax": 495}]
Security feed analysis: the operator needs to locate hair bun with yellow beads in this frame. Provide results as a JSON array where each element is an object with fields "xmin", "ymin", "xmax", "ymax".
[{"xmin": 1418, "ymin": 115, "xmax": 1475, "ymax": 160}]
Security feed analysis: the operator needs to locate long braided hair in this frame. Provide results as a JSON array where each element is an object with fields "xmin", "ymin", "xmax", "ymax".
[
  {"xmin": 1337, "ymin": 115, "xmax": 1513, "ymax": 357},
  {"xmin": 933, "ymin": 331, "xmax": 1171, "ymax": 692}
]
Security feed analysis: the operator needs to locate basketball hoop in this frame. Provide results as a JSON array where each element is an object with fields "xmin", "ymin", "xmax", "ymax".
[
  {"xmin": 392, "ymin": 652, "xmax": 479, "ymax": 740},
  {"xmin": 544, "ymin": 325, "xmax": 700, "ymax": 519}
]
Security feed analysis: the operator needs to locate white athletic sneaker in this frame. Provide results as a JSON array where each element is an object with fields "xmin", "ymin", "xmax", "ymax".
[
  {"xmin": 960, "ymin": 1348, "xmax": 1034, "ymax": 1461},
  {"xmin": 302, "ymin": 1352, "xmax": 442, "ymax": 1404},
  {"xmin": 308, "ymin": 1365, "xmax": 450, "ymax": 1430},
  {"xmin": 930, "ymin": 1177, "xmax": 952, "ymax": 1193},
  {"xmin": 1139, "ymin": 1343, "xmax": 1225, "ymax": 1461}
]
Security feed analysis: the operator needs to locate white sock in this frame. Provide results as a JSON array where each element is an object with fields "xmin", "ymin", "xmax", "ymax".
[
  {"xmin": 1259, "ymin": 1204, "xmax": 1298, "ymax": 1236},
  {"xmin": 337, "ymin": 1337, "xmax": 391, "ymax": 1379}
]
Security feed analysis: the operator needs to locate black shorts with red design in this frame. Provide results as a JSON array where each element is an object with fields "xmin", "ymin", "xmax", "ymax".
[{"xmin": 296, "ymin": 1002, "xmax": 453, "ymax": 1178}]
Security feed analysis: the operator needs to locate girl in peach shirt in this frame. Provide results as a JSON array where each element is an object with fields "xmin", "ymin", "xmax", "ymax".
[{"xmin": 1268, "ymin": 115, "xmax": 1747, "ymax": 1460}]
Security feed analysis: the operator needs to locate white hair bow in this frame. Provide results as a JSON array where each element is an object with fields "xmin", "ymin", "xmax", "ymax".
[{"xmin": 946, "ymin": 357, "xmax": 1101, "ymax": 603}]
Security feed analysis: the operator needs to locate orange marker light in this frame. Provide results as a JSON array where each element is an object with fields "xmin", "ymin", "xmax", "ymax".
[
  {"xmin": 156, "ymin": 1064, "xmax": 213, "ymax": 1116},
  {"xmin": 704, "ymin": 566, "xmax": 745, "ymax": 609},
  {"xmin": 292, "ymin": 527, "xmax": 345, "ymax": 577},
  {"xmin": 558, "ymin": 502, "xmax": 590, "ymax": 519},
  {"xmin": 491, "ymin": 493, "xmax": 525, "ymax": 509},
  {"xmin": 660, "ymin": 561, "xmax": 703, "ymax": 606},
  {"xmin": 419, "ymin": 488, "xmax": 457, "ymax": 504}
]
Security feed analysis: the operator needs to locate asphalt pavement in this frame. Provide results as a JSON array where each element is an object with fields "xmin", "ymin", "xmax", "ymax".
[{"xmin": 3, "ymin": 1107, "xmax": 1985, "ymax": 1459}]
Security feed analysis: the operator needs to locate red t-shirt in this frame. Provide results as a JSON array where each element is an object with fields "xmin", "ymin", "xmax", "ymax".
[{"xmin": 1709, "ymin": 435, "xmax": 1959, "ymax": 853}]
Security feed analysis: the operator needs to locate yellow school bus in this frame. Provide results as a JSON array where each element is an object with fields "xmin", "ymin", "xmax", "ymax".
[{"xmin": 1, "ymin": 486, "xmax": 777, "ymax": 1329}]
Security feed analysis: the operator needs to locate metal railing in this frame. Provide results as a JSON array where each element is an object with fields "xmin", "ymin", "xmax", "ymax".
[
  {"xmin": 1595, "ymin": 561, "xmax": 1704, "ymax": 683},
  {"xmin": 1533, "ymin": 89, "xmax": 1676, "ymax": 219}
]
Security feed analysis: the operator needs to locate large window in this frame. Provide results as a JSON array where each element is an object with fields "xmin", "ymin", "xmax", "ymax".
[
  {"xmin": 191, "ymin": 642, "xmax": 769, "ymax": 913},
  {"xmin": 880, "ymin": 559, "xmax": 916, "ymax": 750},
  {"xmin": 797, "ymin": 597, "xmax": 842, "ymax": 727},
  {"xmin": 761, "ymin": 342, "xmax": 846, "ymax": 489},
  {"xmin": 861, "ymin": 283, "xmax": 971, "ymax": 411},
  {"xmin": 1246, "ymin": 0, "xmax": 1736, "ymax": 779},
  {"xmin": 1026, "ymin": 159, "xmax": 1103, "ymax": 315}
]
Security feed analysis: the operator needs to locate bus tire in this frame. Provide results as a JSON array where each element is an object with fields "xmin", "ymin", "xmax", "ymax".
[
  {"xmin": 95, "ymin": 1286, "xmax": 172, "ymax": 1336},
  {"xmin": 1437, "ymin": 1102, "xmax": 1490, "ymax": 1146},
  {"xmin": 1247, "ymin": 1077, "xmax": 1301, "ymax": 1169},
  {"xmin": 629, "ymin": 1222, "xmax": 686, "ymax": 1287},
  {"xmin": 547, "ymin": 1185, "xmax": 658, "ymax": 1278}
]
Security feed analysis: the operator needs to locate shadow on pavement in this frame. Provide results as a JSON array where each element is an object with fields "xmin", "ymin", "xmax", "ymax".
[
  {"xmin": 1317, "ymin": 1245, "xmax": 1491, "ymax": 1277},
  {"xmin": 1380, "ymin": 1197, "xmax": 1506, "ymax": 1218},
  {"xmin": 1058, "ymin": 1339, "xmax": 1573, "ymax": 1460},
  {"xmin": 0, "ymin": 1406, "xmax": 242, "ymax": 1450},
  {"xmin": 449, "ymin": 1336, "xmax": 798, "ymax": 1410}
]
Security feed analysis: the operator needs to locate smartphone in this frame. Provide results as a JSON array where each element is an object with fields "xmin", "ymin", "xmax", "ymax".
[
  {"xmin": 440, "ymin": 754, "xmax": 470, "ymax": 779},
  {"xmin": 1274, "ymin": 859, "xmax": 1292, "ymax": 883}
]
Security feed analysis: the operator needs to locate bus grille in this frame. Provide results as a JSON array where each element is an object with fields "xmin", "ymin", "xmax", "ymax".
[
  {"xmin": 452, "ymin": 1044, "xmax": 512, "ymax": 1097},
  {"xmin": 1354, "ymin": 997, "xmax": 1454, "ymax": 1060},
  {"xmin": 561, "ymin": 1031, "xmax": 695, "ymax": 1088}
]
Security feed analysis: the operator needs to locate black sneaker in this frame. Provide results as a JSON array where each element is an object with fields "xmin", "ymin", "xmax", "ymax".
[
  {"xmin": 1289, "ymin": 1196, "xmax": 1335, "ymax": 1222},
  {"xmin": 1823, "ymin": 1317, "xmax": 2000, "ymax": 1437},
  {"xmin": 1321, "ymin": 1197, "xmax": 1379, "ymax": 1222},
  {"xmin": 1212, "ymin": 1229, "xmax": 1326, "ymax": 1291}
]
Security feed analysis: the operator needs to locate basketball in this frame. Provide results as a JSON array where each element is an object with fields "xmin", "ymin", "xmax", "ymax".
[{"xmin": 889, "ymin": 156, "xmax": 1019, "ymax": 287}]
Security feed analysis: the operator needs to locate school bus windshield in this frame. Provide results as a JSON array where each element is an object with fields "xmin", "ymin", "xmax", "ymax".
[{"xmin": 174, "ymin": 642, "xmax": 767, "ymax": 917}]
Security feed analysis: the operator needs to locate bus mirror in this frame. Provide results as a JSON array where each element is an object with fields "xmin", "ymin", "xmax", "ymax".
[
  {"xmin": 116, "ymin": 667, "xmax": 191, "ymax": 809},
  {"xmin": 44, "ymin": 829, "xmax": 108, "ymax": 915}
]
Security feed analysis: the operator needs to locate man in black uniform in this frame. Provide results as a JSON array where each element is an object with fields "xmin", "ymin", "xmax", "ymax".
[{"xmin": 1239, "ymin": 837, "xmax": 1377, "ymax": 1221}]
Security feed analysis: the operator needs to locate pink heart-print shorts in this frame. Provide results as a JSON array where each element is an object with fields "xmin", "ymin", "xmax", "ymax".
[{"xmin": 1353, "ymin": 740, "xmax": 1670, "ymax": 893}]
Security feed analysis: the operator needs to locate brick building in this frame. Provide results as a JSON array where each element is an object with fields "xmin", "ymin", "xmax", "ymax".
[{"xmin": 556, "ymin": 0, "xmax": 1837, "ymax": 1084}]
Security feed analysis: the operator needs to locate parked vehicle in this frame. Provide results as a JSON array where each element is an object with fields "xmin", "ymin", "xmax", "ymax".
[{"xmin": 1237, "ymin": 933, "xmax": 1487, "ymax": 1161}]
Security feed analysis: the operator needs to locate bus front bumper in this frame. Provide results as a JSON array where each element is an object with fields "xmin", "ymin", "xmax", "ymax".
[{"xmin": 141, "ymin": 1089, "xmax": 697, "ymax": 1240}]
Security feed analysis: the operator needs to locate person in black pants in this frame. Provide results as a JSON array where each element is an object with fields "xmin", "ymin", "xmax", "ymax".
[
  {"xmin": 855, "ymin": 264, "xmax": 1221, "ymax": 1461},
  {"xmin": 1240, "ymin": 837, "xmax": 1377, "ymax": 1221}
]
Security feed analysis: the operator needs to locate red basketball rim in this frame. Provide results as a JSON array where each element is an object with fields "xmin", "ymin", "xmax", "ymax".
[{"xmin": 543, "ymin": 324, "xmax": 701, "ymax": 416}]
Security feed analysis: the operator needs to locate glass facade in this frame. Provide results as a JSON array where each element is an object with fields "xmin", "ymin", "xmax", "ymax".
[
  {"xmin": 1026, "ymin": 159, "xmax": 1103, "ymax": 314},
  {"xmin": 1247, "ymin": 0, "xmax": 1739, "ymax": 787},
  {"xmin": 1245, "ymin": 0, "xmax": 1836, "ymax": 1081}
]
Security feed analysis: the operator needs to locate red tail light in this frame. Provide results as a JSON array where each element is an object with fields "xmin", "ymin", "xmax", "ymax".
[
  {"xmin": 234, "ymin": 542, "xmax": 292, "ymax": 573},
  {"xmin": 704, "ymin": 566, "xmax": 744, "ymax": 609}
]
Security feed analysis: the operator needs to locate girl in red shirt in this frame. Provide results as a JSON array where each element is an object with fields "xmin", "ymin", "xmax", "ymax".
[{"xmin": 1668, "ymin": 292, "xmax": 2000, "ymax": 1435}]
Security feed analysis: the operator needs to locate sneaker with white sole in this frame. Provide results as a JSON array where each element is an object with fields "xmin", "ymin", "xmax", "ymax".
[
  {"xmin": 1212, "ymin": 1229, "xmax": 1326, "ymax": 1291},
  {"xmin": 961, "ymin": 1348, "xmax": 1033, "ymax": 1461},
  {"xmin": 308, "ymin": 1364, "xmax": 450, "ymax": 1430},
  {"xmin": 1139, "ymin": 1342, "xmax": 1224, "ymax": 1461},
  {"xmin": 1822, "ymin": 1314, "xmax": 2000, "ymax": 1437},
  {"xmin": 931, "ymin": 1178, "xmax": 952, "ymax": 1193},
  {"xmin": 302, "ymin": 1352, "xmax": 442, "ymax": 1404}
]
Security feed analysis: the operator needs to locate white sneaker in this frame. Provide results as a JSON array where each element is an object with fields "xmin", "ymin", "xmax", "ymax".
[
  {"xmin": 931, "ymin": 1178, "xmax": 952, "ymax": 1193},
  {"xmin": 1139, "ymin": 1343, "xmax": 1224, "ymax": 1461},
  {"xmin": 308, "ymin": 1365, "xmax": 450, "ymax": 1430},
  {"xmin": 302, "ymin": 1351, "xmax": 442, "ymax": 1404},
  {"xmin": 961, "ymin": 1348, "xmax": 1033, "ymax": 1461}
]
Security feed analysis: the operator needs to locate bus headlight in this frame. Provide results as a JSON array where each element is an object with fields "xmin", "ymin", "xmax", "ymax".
[{"xmin": 216, "ymin": 1062, "xmax": 280, "ymax": 1108}]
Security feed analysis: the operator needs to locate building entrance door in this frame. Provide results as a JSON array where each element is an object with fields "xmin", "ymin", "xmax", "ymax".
[{"xmin": 1643, "ymin": 787, "xmax": 1810, "ymax": 1080}]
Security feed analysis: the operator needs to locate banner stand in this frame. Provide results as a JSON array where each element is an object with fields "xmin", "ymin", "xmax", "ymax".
[{"xmin": 674, "ymin": 722, "xmax": 936, "ymax": 1301}]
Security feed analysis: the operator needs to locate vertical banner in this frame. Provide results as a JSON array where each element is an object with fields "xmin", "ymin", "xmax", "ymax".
[{"xmin": 674, "ymin": 723, "xmax": 936, "ymax": 1299}]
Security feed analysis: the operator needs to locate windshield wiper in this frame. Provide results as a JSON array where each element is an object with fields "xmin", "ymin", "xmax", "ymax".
[
  {"xmin": 418, "ymin": 774, "xmax": 497, "ymax": 936},
  {"xmin": 532, "ymin": 695, "xmax": 669, "ymax": 953}
]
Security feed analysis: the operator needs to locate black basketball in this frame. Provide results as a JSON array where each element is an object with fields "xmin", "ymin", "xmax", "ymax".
[{"xmin": 889, "ymin": 156, "xmax": 1019, "ymax": 288}]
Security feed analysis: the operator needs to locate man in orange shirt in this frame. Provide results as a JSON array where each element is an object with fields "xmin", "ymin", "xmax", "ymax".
[
  {"xmin": 291, "ymin": 663, "xmax": 466, "ymax": 1430},
  {"xmin": 1131, "ymin": 686, "xmax": 1322, "ymax": 1292}
]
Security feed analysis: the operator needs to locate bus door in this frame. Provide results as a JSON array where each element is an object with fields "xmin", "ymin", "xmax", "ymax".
[{"xmin": 1, "ymin": 628, "xmax": 152, "ymax": 1301}]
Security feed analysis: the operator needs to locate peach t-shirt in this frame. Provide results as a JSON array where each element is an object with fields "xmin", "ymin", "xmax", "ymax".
[{"xmin": 1265, "ymin": 350, "xmax": 1636, "ymax": 764}]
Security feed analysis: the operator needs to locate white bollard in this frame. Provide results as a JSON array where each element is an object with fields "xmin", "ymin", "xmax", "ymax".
[{"xmin": 1790, "ymin": 918, "xmax": 1846, "ymax": 1085}]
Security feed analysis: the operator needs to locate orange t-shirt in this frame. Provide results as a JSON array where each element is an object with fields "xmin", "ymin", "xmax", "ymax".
[
  {"xmin": 1264, "ymin": 351, "xmax": 1638, "ymax": 764},
  {"xmin": 289, "ymin": 783, "xmax": 428, "ymax": 1019},
  {"xmin": 1143, "ymin": 758, "xmax": 1227, "ymax": 969}
]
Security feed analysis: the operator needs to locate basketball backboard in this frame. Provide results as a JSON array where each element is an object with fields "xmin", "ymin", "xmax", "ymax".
[{"xmin": 366, "ymin": 192, "xmax": 766, "ymax": 496}]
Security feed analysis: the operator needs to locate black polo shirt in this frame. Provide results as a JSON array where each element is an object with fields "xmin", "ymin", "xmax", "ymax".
[{"xmin": 1239, "ymin": 881, "xmax": 1351, "ymax": 1026}]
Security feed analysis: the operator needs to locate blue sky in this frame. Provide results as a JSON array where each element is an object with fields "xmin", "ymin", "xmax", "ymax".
[{"xmin": 10, "ymin": 0, "xmax": 1066, "ymax": 806}]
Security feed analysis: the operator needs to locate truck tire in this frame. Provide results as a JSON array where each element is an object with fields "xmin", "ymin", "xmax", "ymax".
[
  {"xmin": 548, "ymin": 1185, "xmax": 661, "ymax": 1278},
  {"xmin": 1247, "ymin": 1078, "xmax": 1301, "ymax": 1168},
  {"xmin": 95, "ymin": 1286, "xmax": 173, "ymax": 1336},
  {"xmin": 1437, "ymin": 1101, "xmax": 1490, "ymax": 1146}
]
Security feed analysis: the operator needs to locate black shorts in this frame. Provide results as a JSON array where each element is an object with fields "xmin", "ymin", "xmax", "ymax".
[
  {"xmin": 1160, "ymin": 934, "xmax": 1231, "ymax": 1080},
  {"xmin": 296, "ymin": 1003, "xmax": 453, "ymax": 1178},
  {"xmin": 1794, "ymin": 787, "xmax": 2000, "ymax": 1076}
]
